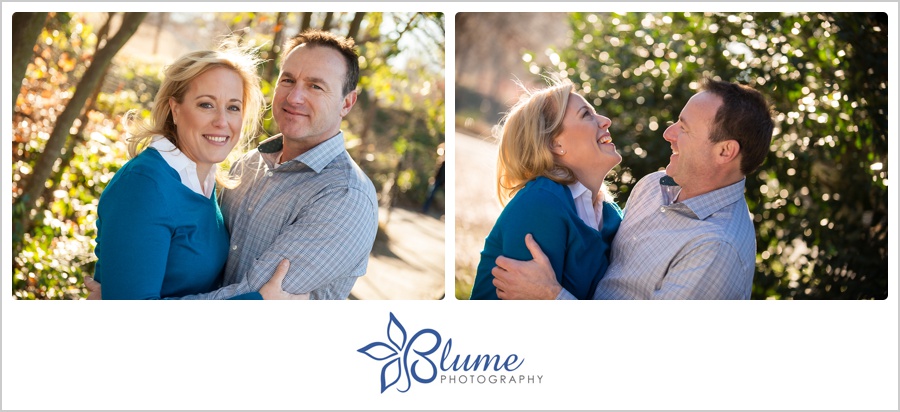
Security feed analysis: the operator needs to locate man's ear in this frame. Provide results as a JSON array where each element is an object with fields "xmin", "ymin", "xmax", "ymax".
[
  {"xmin": 340, "ymin": 90, "xmax": 358, "ymax": 117},
  {"xmin": 715, "ymin": 139, "xmax": 740, "ymax": 165}
]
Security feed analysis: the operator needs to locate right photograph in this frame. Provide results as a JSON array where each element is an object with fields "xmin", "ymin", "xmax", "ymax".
[{"xmin": 455, "ymin": 12, "xmax": 888, "ymax": 300}]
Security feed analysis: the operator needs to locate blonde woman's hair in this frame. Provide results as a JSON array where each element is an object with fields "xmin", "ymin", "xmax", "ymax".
[
  {"xmin": 495, "ymin": 79, "xmax": 578, "ymax": 205},
  {"xmin": 124, "ymin": 36, "xmax": 266, "ymax": 189}
]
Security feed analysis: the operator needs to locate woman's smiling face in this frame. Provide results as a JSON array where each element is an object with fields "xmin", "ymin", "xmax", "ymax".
[
  {"xmin": 169, "ymin": 66, "xmax": 244, "ymax": 170},
  {"xmin": 554, "ymin": 93, "xmax": 621, "ymax": 175}
]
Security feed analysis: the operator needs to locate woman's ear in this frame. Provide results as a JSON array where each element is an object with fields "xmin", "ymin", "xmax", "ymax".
[
  {"xmin": 169, "ymin": 97, "xmax": 178, "ymax": 125},
  {"xmin": 550, "ymin": 139, "xmax": 566, "ymax": 156}
]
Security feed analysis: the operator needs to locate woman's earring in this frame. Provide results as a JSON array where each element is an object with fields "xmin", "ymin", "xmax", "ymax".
[{"xmin": 558, "ymin": 149, "xmax": 566, "ymax": 155}]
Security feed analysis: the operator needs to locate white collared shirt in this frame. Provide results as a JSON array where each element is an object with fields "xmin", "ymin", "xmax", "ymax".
[
  {"xmin": 149, "ymin": 135, "xmax": 216, "ymax": 198},
  {"xmin": 567, "ymin": 181, "xmax": 604, "ymax": 231}
]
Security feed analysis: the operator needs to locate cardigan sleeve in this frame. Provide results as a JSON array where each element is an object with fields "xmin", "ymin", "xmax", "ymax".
[
  {"xmin": 96, "ymin": 170, "xmax": 173, "ymax": 300},
  {"xmin": 471, "ymin": 187, "xmax": 570, "ymax": 300}
]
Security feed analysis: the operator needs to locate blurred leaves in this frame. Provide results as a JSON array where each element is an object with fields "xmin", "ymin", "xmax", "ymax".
[
  {"xmin": 551, "ymin": 12, "xmax": 886, "ymax": 299},
  {"xmin": 12, "ymin": 13, "xmax": 126, "ymax": 299},
  {"xmin": 12, "ymin": 12, "xmax": 445, "ymax": 299}
]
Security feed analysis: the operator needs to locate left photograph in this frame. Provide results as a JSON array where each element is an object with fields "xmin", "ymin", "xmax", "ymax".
[{"xmin": 11, "ymin": 11, "xmax": 446, "ymax": 300}]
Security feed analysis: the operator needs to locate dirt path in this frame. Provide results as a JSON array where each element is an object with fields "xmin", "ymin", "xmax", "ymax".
[
  {"xmin": 454, "ymin": 131, "xmax": 503, "ymax": 298},
  {"xmin": 351, "ymin": 206, "xmax": 445, "ymax": 300},
  {"xmin": 356, "ymin": 131, "xmax": 501, "ymax": 299},
  {"xmin": 354, "ymin": 130, "xmax": 499, "ymax": 300}
]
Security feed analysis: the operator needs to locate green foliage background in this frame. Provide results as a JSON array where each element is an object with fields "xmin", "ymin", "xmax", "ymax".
[
  {"xmin": 12, "ymin": 12, "xmax": 445, "ymax": 299},
  {"xmin": 527, "ymin": 12, "xmax": 886, "ymax": 299}
]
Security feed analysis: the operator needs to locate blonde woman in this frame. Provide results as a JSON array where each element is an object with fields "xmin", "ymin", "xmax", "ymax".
[
  {"xmin": 92, "ymin": 43, "xmax": 271, "ymax": 299},
  {"xmin": 470, "ymin": 80, "xmax": 623, "ymax": 300}
]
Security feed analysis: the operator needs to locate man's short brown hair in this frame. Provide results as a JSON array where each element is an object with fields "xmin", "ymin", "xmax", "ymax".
[
  {"xmin": 281, "ymin": 29, "xmax": 360, "ymax": 96},
  {"xmin": 703, "ymin": 78, "xmax": 774, "ymax": 175}
]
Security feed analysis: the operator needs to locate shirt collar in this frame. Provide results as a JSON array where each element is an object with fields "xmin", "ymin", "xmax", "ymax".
[
  {"xmin": 567, "ymin": 180, "xmax": 607, "ymax": 231},
  {"xmin": 257, "ymin": 131, "xmax": 345, "ymax": 173},
  {"xmin": 567, "ymin": 181, "xmax": 591, "ymax": 200},
  {"xmin": 659, "ymin": 174, "xmax": 747, "ymax": 220},
  {"xmin": 567, "ymin": 180, "xmax": 606, "ymax": 203},
  {"xmin": 149, "ymin": 135, "xmax": 216, "ymax": 197}
]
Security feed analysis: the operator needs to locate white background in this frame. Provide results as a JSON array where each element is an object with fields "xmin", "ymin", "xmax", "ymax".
[{"xmin": 3, "ymin": 2, "xmax": 898, "ymax": 410}]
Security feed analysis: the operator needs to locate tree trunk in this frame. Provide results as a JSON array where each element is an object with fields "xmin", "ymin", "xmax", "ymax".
[
  {"xmin": 15, "ymin": 12, "xmax": 148, "ymax": 241},
  {"xmin": 322, "ymin": 12, "xmax": 334, "ymax": 31},
  {"xmin": 11, "ymin": 12, "xmax": 48, "ymax": 111},
  {"xmin": 359, "ymin": 90, "xmax": 377, "ymax": 152},
  {"xmin": 264, "ymin": 12, "xmax": 287, "ymax": 83},
  {"xmin": 39, "ymin": 15, "xmax": 116, "ymax": 211},
  {"xmin": 95, "ymin": 12, "xmax": 113, "ymax": 45},
  {"xmin": 152, "ymin": 12, "xmax": 166, "ymax": 55},
  {"xmin": 300, "ymin": 12, "xmax": 311, "ymax": 32},
  {"xmin": 348, "ymin": 12, "xmax": 365, "ymax": 41},
  {"xmin": 454, "ymin": 14, "xmax": 469, "ymax": 83}
]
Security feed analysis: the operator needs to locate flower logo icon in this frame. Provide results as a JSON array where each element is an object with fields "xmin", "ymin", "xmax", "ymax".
[{"xmin": 358, "ymin": 312, "xmax": 441, "ymax": 393}]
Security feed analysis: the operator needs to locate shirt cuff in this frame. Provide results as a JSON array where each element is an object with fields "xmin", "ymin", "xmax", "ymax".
[{"xmin": 555, "ymin": 289, "xmax": 577, "ymax": 300}]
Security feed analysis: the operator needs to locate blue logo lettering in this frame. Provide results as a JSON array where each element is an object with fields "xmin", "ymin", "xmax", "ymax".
[{"xmin": 358, "ymin": 313, "xmax": 527, "ymax": 393}]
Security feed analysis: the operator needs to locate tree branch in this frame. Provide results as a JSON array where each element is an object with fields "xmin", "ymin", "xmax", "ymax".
[
  {"xmin": 15, "ymin": 12, "xmax": 147, "ymax": 241},
  {"xmin": 11, "ymin": 12, "xmax": 48, "ymax": 111}
]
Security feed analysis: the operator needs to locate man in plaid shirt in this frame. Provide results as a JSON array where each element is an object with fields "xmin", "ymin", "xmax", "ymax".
[
  {"xmin": 490, "ymin": 79, "xmax": 773, "ymax": 300},
  {"xmin": 87, "ymin": 30, "xmax": 378, "ymax": 300},
  {"xmin": 194, "ymin": 30, "xmax": 379, "ymax": 300}
]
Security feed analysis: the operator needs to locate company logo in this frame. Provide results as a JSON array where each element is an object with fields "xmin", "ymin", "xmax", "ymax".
[{"xmin": 357, "ymin": 312, "xmax": 543, "ymax": 393}]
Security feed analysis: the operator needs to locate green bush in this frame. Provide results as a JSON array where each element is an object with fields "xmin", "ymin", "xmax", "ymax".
[{"xmin": 548, "ymin": 12, "xmax": 887, "ymax": 299}]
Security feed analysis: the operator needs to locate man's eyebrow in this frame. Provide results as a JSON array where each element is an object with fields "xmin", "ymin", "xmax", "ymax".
[
  {"xmin": 304, "ymin": 76, "xmax": 329, "ymax": 85},
  {"xmin": 282, "ymin": 71, "xmax": 331, "ymax": 89}
]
